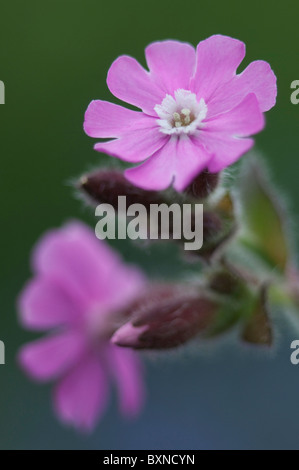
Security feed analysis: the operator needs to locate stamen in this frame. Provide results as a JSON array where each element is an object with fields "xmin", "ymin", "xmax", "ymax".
[{"xmin": 155, "ymin": 90, "xmax": 208, "ymax": 135}]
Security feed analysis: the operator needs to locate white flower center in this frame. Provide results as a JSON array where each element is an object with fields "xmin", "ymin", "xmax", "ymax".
[{"xmin": 154, "ymin": 89, "xmax": 207, "ymax": 136}]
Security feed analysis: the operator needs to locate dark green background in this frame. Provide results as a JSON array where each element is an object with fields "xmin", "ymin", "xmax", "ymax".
[{"xmin": 1, "ymin": 0, "xmax": 299, "ymax": 449}]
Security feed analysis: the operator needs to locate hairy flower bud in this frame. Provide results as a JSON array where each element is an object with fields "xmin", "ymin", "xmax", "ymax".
[
  {"xmin": 79, "ymin": 169, "xmax": 164, "ymax": 208},
  {"xmin": 209, "ymin": 270, "xmax": 240, "ymax": 295},
  {"xmin": 111, "ymin": 285, "xmax": 217, "ymax": 349},
  {"xmin": 242, "ymin": 285, "xmax": 272, "ymax": 346},
  {"xmin": 199, "ymin": 192, "xmax": 237, "ymax": 259},
  {"xmin": 185, "ymin": 170, "xmax": 220, "ymax": 199}
]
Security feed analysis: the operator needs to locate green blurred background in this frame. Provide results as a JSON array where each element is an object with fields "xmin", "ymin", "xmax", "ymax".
[{"xmin": 1, "ymin": 0, "xmax": 299, "ymax": 449}]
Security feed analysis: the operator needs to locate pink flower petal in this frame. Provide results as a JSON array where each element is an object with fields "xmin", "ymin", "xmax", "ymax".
[
  {"xmin": 104, "ymin": 266, "xmax": 146, "ymax": 313},
  {"xmin": 204, "ymin": 93, "xmax": 265, "ymax": 136},
  {"xmin": 94, "ymin": 127, "xmax": 167, "ymax": 163},
  {"xmin": 32, "ymin": 222, "xmax": 129, "ymax": 308},
  {"xmin": 83, "ymin": 100, "xmax": 155, "ymax": 138},
  {"xmin": 191, "ymin": 34, "xmax": 245, "ymax": 101},
  {"xmin": 207, "ymin": 60, "xmax": 277, "ymax": 116},
  {"xmin": 172, "ymin": 136, "xmax": 212, "ymax": 191},
  {"xmin": 107, "ymin": 55, "xmax": 164, "ymax": 115},
  {"xmin": 197, "ymin": 94, "xmax": 264, "ymax": 172},
  {"xmin": 18, "ymin": 277, "xmax": 83, "ymax": 330},
  {"xmin": 125, "ymin": 137, "xmax": 176, "ymax": 190},
  {"xmin": 107, "ymin": 345, "xmax": 145, "ymax": 417},
  {"xmin": 53, "ymin": 353, "xmax": 109, "ymax": 432},
  {"xmin": 125, "ymin": 135, "xmax": 211, "ymax": 191},
  {"xmin": 145, "ymin": 40, "xmax": 196, "ymax": 94},
  {"xmin": 18, "ymin": 331, "xmax": 85, "ymax": 381},
  {"xmin": 201, "ymin": 131, "xmax": 254, "ymax": 173}
]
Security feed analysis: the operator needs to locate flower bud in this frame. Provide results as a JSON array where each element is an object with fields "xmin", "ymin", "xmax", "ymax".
[
  {"xmin": 199, "ymin": 193, "xmax": 236, "ymax": 259},
  {"xmin": 209, "ymin": 270, "xmax": 240, "ymax": 295},
  {"xmin": 79, "ymin": 169, "xmax": 164, "ymax": 208},
  {"xmin": 185, "ymin": 170, "xmax": 220, "ymax": 200},
  {"xmin": 111, "ymin": 285, "xmax": 217, "ymax": 349},
  {"xmin": 242, "ymin": 285, "xmax": 272, "ymax": 346}
]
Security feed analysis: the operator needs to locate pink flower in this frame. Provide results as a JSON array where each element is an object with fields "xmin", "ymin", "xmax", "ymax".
[
  {"xmin": 84, "ymin": 35, "xmax": 277, "ymax": 191},
  {"xmin": 18, "ymin": 221, "xmax": 146, "ymax": 431}
]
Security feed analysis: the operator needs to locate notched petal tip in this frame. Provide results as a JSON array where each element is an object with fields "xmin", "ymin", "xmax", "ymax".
[{"xmin": 106, "ymin": 55, "xmax": 163, "ymax": 114}]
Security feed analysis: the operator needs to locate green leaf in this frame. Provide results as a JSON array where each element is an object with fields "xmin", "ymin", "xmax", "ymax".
[
  {"xmin": 238, "ymin": 158, "xmax": 289, "ymax": 272},
  {"xmin": 206, "ymin": 303, "xmax": 241, "ymax": 336},
  {"xmin": 206, "ymin": 276, "xmax": 254, "ymax": 337}
]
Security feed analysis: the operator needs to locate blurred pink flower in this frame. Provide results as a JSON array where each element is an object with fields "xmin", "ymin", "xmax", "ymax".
[
  {"xmin": 18, "ymin": 221, "xmax": 146, "ymax": 431},
  {"xmin": 84, "ymin": 34, "xmax": 276, "ymax": 191}
]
